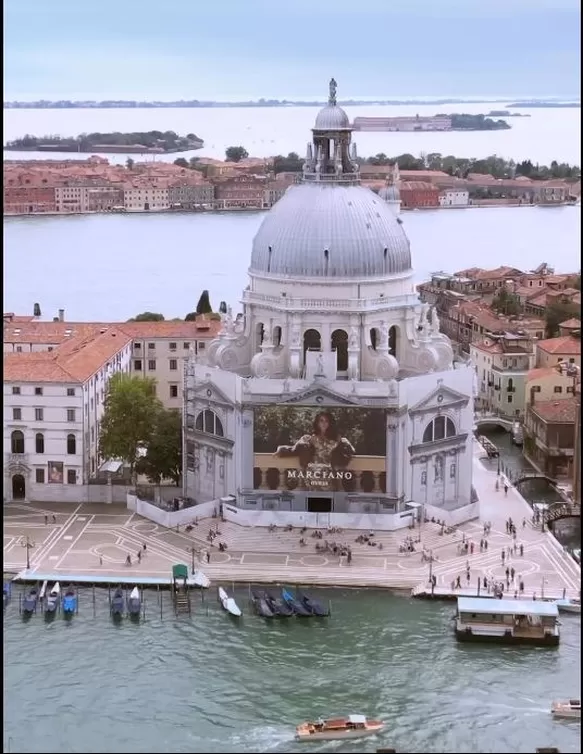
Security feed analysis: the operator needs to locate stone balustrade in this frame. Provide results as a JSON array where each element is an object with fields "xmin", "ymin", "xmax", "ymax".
[{"xmin": 242, "ymin": 289, "xmax": 417, "ymax": 313}]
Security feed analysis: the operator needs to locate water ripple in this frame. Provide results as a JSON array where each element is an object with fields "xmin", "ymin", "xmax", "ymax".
[{"xmin": 3, "ymin": 588, "xmax": 580, "ymax": 753}]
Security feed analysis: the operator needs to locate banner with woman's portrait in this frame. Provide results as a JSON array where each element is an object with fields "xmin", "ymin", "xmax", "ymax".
[
  {"xmin": 253, "ymin": 406, "xmax": 387, "ymax": 494},
  {"xmin": 47, "ymin": 461, "xmax": 64, "ymax": 484}
]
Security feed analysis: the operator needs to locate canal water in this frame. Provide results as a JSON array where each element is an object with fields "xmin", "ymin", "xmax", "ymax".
[{"xmin": 3, "ymin": 588, "xmax": 580, "ymax": 754}]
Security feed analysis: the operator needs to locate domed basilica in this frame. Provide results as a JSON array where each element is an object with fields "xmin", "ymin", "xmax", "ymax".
[{"xmin": 184, "ymin": 80, "xmax": 477, "ymax": 529}]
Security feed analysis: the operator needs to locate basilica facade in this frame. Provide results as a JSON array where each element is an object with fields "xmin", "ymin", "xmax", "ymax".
[{"xmin": 183, "ymin": 81, "xmax": 477, "ymax": 528}]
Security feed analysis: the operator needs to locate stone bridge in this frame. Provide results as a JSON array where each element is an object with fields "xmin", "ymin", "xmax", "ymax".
[
  {"xmin": 544, "ymin": 502, "xmax": 581, "ymax": 524},
  {"xmin": 515, "ymin": 472, "xmax": 558, "ymax": 487},
  {"xmin": 474, "ymin": 414, "xmax": 514, "ymax": 432}
]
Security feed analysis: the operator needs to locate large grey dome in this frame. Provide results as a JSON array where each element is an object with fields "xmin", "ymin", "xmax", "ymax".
[
  {"xmin": 250, "ymin": 183, "xmax": 412, "ymax": 278},
  {"xmin": 314, "ymin": 104, "xmax": 351, "ymax": 130}
]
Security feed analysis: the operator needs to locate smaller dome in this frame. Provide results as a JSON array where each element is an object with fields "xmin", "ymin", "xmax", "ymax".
[{"xmin": 314, "ymin": 104, "xmax": 350, "ymax": 131}]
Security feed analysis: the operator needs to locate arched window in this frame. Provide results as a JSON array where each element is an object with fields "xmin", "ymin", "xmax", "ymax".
[
  {"xmin": 370, "ymin": 328, "xmax": 379, "ymax": 351},
  {"xmin": 195, "ymin": 409, "xmax": 224, "ymax": 437},
  {"xmin": 331, "ymin": 329, "xmax": 348, "ymax": 372},
  {"xmin": 303, "ymin": 329, "xmax": 321, "ymax": 357},
  {"xmin": 11, "ymin": 430, "xmax": 25, "ymax": 454},
  {"xmin": 273, "ymin": 326, "xmax": 282, "ymax": 347},
  {"xmin": 422, "ymin": 416, "xmax": 456, "ymax": 443},
  {"xmin": 35, "ymin": 433, "xmax": 45, "ymax": 454},
  {"xmin": 67, "ymin": 434, "xmax": 76, "ymax": 454},
  {"xmin": 389, "ymin": 325, "xmax": 399, "ymax": 358},
  {"xmin": 255, "ymin": 322, "xmax": 264, "ymax": 351}
]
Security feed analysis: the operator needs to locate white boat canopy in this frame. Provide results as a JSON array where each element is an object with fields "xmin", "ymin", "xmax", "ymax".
[{"xmin": 347, "ymin": 715, "xmax": 367, "ymax": 725}]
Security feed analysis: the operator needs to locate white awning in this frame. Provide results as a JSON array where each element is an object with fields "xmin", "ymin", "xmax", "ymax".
[{"xmin": 99, "ymin": 459, "xmax": 123, "ymax": 474}]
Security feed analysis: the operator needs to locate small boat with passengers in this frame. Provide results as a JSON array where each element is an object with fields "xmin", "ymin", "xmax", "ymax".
[
  {"xmin": 455, "ymin": 597, "xmax": 560, "ymax": 646},
  {"xmin": 296, "ymin": 714, "xmax": 385, "ymax": 742},
  {"xmin": 218, "ymin": 587, "xmax": 241, "ymax": 617},
  {"xmin": 554, "ymin": 598, "xmax": 581, "ymax": 615},
  {"xmin": 551, "ymin": 699, "xmax": 581, "ymax": 720}
]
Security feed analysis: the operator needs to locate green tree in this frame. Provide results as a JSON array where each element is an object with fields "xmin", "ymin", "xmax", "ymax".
[
  {"xmin": 136, "ymin": 408, "xmax": 182, "ymax": 485},
  {"xmin": 99, "ymin": 374, "xmax": 162, "ymax": 482},
  {"xmin": 126, "ymin": 157, "xmax": 135, "ymax": 170},
  {"xmin": 491, "ymin": 288, "xmax": 523, "ymax": 316},
  {"xmin": 174, "ymin": 157, "xmax": 189, "ymax": 168},
  {"xmin": 196, "ymin": 290, "xmax": 213, "ymax": 314},
  {"xmin": 225, "ymin": 146, "xmax": 249, "ymax": 162},
  {"xmin": 545, "ymin": 301, "xmax": 581, "ymax": 338},
  {"xmin": 127, "ymin": 311, "xmax": 165, "ymax": 322},
  {"xmin": 184, "ymin": 311, "xmax": 197, "ymax": 321}
]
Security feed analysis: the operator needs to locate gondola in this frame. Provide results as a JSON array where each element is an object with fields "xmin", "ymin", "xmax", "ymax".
[
  {"xmin": 127, "ymin": 586, "xmax": 142, "ymax": 618},
  {"xmin": 218, "ymin": 587, "xmax": 242, "ymax": 617},
  {"xmin": 45, "ymin": 582, "xmax": 61, "ymax": 616},
  {"xmin": 62, "ymin": 585, "xmax": 77, "ymax": 615},
  {"xmin": 299, "ymin": 591, "xmax": 330, "ymax": 617},
  {"xmin": 265, "ymin": 591, "xmax": 294, "ymax": 617},
  {"xmin": 110, "ymin": 587, "xmax": 125, "ymax": 618},
  {"xmin": 281, "ymin": 587, "xmax": 313, "ymax": 617},
  {"xmin": 251, "ymin": 590, "xmax": 275, "ymax": 618},
  {"xmin": 22, "ymin": 586, "xmax": 39, "ymax": 614},
  {"xmin": 3, "ymin": 582, "xmax": 12, "ymax": 608}
]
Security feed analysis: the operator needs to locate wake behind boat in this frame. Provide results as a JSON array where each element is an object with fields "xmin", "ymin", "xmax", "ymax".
[
  {"xmin": 45, "ymin": 582, "xmax": 60, "ymax": 615},
  {"xmin": 218, "ymin": 587, "xmax": 242, "ymax": 617},
  {"xmin": 296, "ymin": 715, "xmax": 385, "ymax": 742},
  {"xmin": 111, "ymin": 587, "xmax": 124, "ymax": 617},
  {"xmin": 127, "ymin": 586, "xmax": 142, "ymax": 618}
]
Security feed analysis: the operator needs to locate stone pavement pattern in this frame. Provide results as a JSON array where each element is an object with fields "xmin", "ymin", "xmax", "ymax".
[{"xmin": 3, "ymin": 447, "xmax": 580, "ymax": 598}]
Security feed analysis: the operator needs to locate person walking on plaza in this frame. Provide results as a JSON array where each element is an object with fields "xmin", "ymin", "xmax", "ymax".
[
  {"xmin": 519, "ymin": 543, "xmax": 524, "ymax": 557},
  {"xmin": 504, "ymin": 483, "xmax": 509, "ymax": 496},
  {"xmin": 501, "ymin": 549, "xmax": 505, "ymax": 564},
  {"xmin": 45, "ymin": 514, "xmax": 48, "ymax": 525},
  {"xmin": 52, "ymin": 515, "xmax": 56, "ymax": 523}
]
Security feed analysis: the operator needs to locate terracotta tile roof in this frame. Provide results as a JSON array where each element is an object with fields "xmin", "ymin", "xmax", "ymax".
[
  {"xmin": 400, "ymin": 181, "xmax": 438, "ymax": 191},
  {"xmin": 526, "ymin": 291, "xmax": 549, "ymax": 307},
  {"xmin": 120, "ymin": 318, "xmax": 222, "ymax": 338},
  {"xmin": 527, "ymin": 367, "xmax": 564, "ymax": 381},
  {"xmin": 530, "ymin": 398, "xmax": 577, "ymax": 424},
  {"xmin": 560, "ymin": 318, "xmax": 581, "ymax": 329},
  {"xmin": 536, "ymin": 336, "xmax": 581, "ymax": 355},
  {"xmin": 4, "ymin": 352, "xmax": 79, "ymax": 383}
]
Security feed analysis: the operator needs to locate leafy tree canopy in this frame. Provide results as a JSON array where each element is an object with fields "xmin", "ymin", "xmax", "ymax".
[
  {"xmin": 174, "ymin": 157, "xmax": 189, "ymax": 168},
  {"xmin": 544, "ymin": 301, "xmax": 581, "ymax": 338},
  {"xmin": 491, "ymin": 288, "xmax": 522, "ymax": 316},
  {"xmin": 185, "ymin": 311, "xmax": 197, "ymax": 321},
  {"xmin": 225, "ymin": 146, "xmax": 249, "ymax": 162},
  {"xmin": 128, "ymin": 312, "xmax": 165, "ymax": 322},
  {"xmin": 99, "ymin": 374, "xmax": 162, "ymax": 481},
  {"xmin": 136, "ymin": 408, "xmax": 182, "ymax": 485},
  {"xmin": 196, "ymin": 290, "xmax": 213, "ymax": 315}
]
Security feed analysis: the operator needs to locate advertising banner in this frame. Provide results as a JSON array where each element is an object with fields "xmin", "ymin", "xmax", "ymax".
[
  {"xmin": 48, "ymin": 461, "xmax": 64, "ymax": 484},
  {"xmin": 253, "ymin": 406, "xmax": 386, "ymax": 493}
]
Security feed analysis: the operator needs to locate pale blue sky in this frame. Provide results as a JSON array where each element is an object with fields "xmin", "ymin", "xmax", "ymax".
[{"xmin": 4, "ymin": 0, "xmax": 581, "ymax": 100}]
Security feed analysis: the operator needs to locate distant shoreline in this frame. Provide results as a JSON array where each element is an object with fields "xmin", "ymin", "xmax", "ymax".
[{"xmin": 3, "ymin": 98, "xmax": 581, "ymax": 110}]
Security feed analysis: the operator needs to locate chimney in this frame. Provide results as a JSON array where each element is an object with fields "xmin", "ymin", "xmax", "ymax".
[{"xmin": 58, "ymin": 309, "xmax": 65, "ymax": 322}]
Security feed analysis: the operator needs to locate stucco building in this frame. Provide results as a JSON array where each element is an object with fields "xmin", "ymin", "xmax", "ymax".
[{"xmin": 183, "ymin": 81, "xmax": 477, "ymax": 529}]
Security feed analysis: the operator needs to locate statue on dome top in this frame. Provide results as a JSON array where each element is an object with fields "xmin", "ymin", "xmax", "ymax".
[{"xmin": 328, "ymin": 77, "xmax": 337, "ymax": 106}]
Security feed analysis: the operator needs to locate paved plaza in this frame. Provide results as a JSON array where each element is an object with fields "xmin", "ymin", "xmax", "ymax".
[{"xmin": 3, "ymin": 447, "xmax": 580, "ymax": 598}]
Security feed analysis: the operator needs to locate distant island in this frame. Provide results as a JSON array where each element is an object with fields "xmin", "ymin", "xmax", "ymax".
[
  {"xmin": 2, "ymin": 97, "xmax": 578, "ymax": 109},
  {"xmin": 505, "ymin": 101, "xmax": 580, "ymax": 109},
  {"xmin": 4, "ymin": 130, "xmax": 204, "ymax": 154},
  {"xmin": 353, "ymin": 113, "xmax": 510, "ymax": 133},
  {"xmin": 487, "ymin": 110, "xmax": 531, "ymax": 118}
]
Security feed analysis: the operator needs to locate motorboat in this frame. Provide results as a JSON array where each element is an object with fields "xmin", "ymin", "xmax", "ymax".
[
  {"xmin": 251, "ymin": 590, "xmax": 275, "ymax": 618},
  {"xmin": 62, "ymin": 586, "xmax": 77, "ymax": 615},
  {"xmin": 22, "ymin": 586, "xmax": 39, "ymax": 614},
  {"xmin": 45, "ymin": 582, "xmax": 60, "ymax": 615},
  {"xmin": 281, "ymin": 587, "xmax": 312, "ymax": 617},
  {"xmin": 127, "ymin": 586, "xmax": 142, "ymax": 618},
  {"xmin": 551, "ymin": 699, "xmax": 581, "ymax": 720},
  {"xmin": 265, "ymin": 591, "xmax": 294, "ymax": 617},
  {"xmin": 218, "ymin": 587, "xmax": 242, "ymax": 617},
  {"xmin": 111, "ymin": 587, "xmax": 125, "ymax": 617},
  {"xmin": 299, "ymin": 591, "xmax": 330, "ymax": 617},
  {"xmin": 555, "ymin": 598, "xmax": 581, "ymax": 615},
  {"xmin": 295, "ymin": 715, "xmax": 385, "ymax": 742}
]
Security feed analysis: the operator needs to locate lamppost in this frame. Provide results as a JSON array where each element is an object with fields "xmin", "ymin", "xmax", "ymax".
[
  {"xmin": 541, "ymin": 577, "xmax": 546, "ymax": 600},
  {"xmin": 187, "ymin": 546, "xmax": 197, "ymax": 575},
  {"xmin": 20, "ymin": 536, "xmax": 35, "ymax": 570}
]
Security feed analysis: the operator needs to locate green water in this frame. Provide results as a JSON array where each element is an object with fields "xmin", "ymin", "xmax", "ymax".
[{"xmin": 3, "ymin": 588, "xmax": 580, "ymax": 753}]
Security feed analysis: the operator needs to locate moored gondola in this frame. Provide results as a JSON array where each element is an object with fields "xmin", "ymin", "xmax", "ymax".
[
  {"xmin": 251, "ymin": 590, "xmax": 275, "ymax": 618},
  {"xmin": 22, "ymin": 586, "xmax": 39, "ymax": 614},
  {"xmin": 127, "ymin": 586, "xmax": 142, "ymax": 618},
  {"xmin": 45, "ymin": 582, "xmax": 60, "ymax": 617},
  {"xmin": 62, "ymin": 585, "xmax": 77, "ymax": 616},
  {"xmin": 281, "ymin": 587, "xmax": 313, "ymax": 617},
  {"xmin": 265, "ymin": 591, "xmax": 294, "ymax": 617},
  {"xmin": 299, "ymin": 591, "xmax": 330, "ymax": 617},
  {"xmin": 111, "ymin": 587, "xmax": 125, "ymax": 618},
  {"xmin": 3, "ymin": 581, "xmax": 12, "ymax": 608}
]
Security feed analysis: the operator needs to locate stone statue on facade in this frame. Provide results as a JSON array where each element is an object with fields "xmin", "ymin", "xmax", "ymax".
[
  {"xmin": 222, "ymin": 306, "xmax": 235, "ymax": 336},
  {"xmin": 329, "ymin": 77, "xmax": 337, "ymax": 105},
  {"xmin": 262, "ymin": 324, "xmax": 272, "ymax": 347},
  {"xmin": 430, "ymin": 306, "xmax": 441, "ymax": 334},
  {"xmin": 291, "ymin": 326, "xmax": 301, "ymax": 347},
  {"xmin": 434, "ymin": 455, "xmax": 443, "ymax": 482},
  {"xmin": 282, "ymin": 378, "xmax": 290, "ymax": 393},
  {"xmin": 349, "ymin": 327, "xmax": 359, "ymax": 349},
  {"xmin": 316, "ymin": 353, "xmax": 325, "ymax": 375}
]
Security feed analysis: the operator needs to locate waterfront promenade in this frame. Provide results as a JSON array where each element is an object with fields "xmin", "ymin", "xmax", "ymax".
[{"xmin": 4, "ymin": 446, "xmax": 580, "ymax": 598}]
